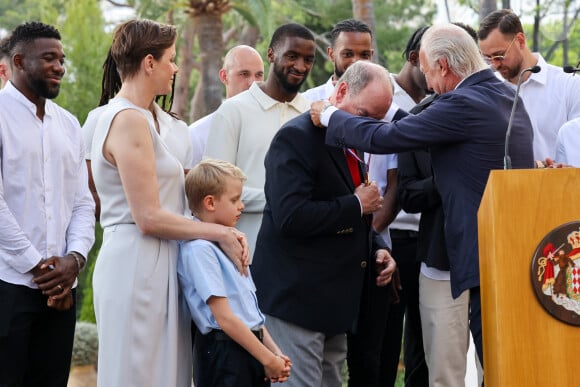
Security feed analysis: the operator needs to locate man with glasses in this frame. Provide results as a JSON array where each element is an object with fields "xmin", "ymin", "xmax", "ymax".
[{"xmin": 478, "ymin": 9, "xmax": 580, "ymax": 162}]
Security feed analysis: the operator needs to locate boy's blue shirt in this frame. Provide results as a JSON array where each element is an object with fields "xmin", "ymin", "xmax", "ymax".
[{"xmin": 177, "ymin": 238, "xmax": 265, "ymax": 334}]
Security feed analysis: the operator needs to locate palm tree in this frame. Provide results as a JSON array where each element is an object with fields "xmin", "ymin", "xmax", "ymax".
[
  {"xmin": 171, "ymin": 0, "xmax": 268, "ymax": 121},
  {"xmin": 351, "ymin": 0, "xmax": 379, "ymax": 63},
  {"xmin": 182, "ymin": 1, "xmax": 230, "ymax": 120},
  {"xmin": 479, "ymin": 0, "xmax": 497, "ymax": 21}
]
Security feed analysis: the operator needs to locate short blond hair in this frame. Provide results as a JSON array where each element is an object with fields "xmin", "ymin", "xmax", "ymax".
[{"xmin": 185, "ymin": 159, "xmax": 247, "ymax": 214}]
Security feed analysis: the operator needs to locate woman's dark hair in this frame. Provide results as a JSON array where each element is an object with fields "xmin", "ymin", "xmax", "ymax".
[{"xmin": 99, "ymin": 19, "xmax": 177, "ymax": 114}]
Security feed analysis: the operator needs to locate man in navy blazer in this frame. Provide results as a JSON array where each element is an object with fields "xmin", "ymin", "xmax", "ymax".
[
  {"xmin": 252, "ymin": 61, "xmax": 397, "ymax": 387},
  {"xmin": 311, "ymin": 24, "xmax": 534, "ymax": 371}
]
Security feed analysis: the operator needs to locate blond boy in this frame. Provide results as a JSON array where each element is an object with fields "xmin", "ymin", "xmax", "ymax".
[{"xmin": 178, "ymin": 159, "xmax": 290, "ymax": 386}]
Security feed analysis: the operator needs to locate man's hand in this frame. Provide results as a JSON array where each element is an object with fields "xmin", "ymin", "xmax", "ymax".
[
  {"xmin": 355, "ymin": 181, "xmax": 383, "ymax": 214},
  {"xmin": 310, "ymin": 100, "xmax": 329, "ymax": 128},
  {"xmin": 375, "ymin": 249, "xmax": 396, "ymax": 286},
  {"xmin": 32, "ymin": 255, "xmax": 78, "ymax": 301},
  {"xmin": 541, "ymin": 157, "xmax": 569, "ymax": 168}
]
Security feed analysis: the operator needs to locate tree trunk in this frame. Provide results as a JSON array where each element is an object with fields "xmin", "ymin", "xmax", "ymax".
[
  {"xmin": 563, "ymin": 2, "xmax": 569, "ymax": 66},
  {"xmin": 351, "ymin": 0, "xmax": 380, "ymax": 64},
  {"xmin": 544, "ymin": 5, "xmax": 580, "ymax": 63},
  {"xmin": 173, "ymin": 18, "xmax": 196, "ymax": 120},
  {"xmin": 239, "ymin": 25, "xmax": 261, "ymax": 47},
  {"xmin": 192, "ymin": 11, "xmax": 225, "ymax": 121},
  {"xmin": 479, "ymin": 0, "xmax": 497, "ymax": 22},
  {"xmin": 533, "ymin": 0, "xmax": 540, "ymax": 52},
  {"xmin": 190, "ymin": 77, "xmax": 204, "ymax": 123}
]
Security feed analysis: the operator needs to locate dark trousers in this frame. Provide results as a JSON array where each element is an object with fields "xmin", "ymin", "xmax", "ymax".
[
  {"xmin": 347, "ymin": 273, "xmax": 393, "ymax": 387},
  {"xmin": 193, "ymin": 329, "xmax": 269, "ymax": 387},
  {"xmin": 386, "ymin": 231, "xmax": 428, "ymax": 387},
  {"xmin": 0, "ymin": 280, "xmax": 76, "ymax": 387},
  {"xmin": 469, "ymin": 287, "xmax": 483, "ymax": 368}
]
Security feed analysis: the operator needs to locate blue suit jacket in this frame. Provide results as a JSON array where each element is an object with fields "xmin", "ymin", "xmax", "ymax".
[
  {"xmin": 325, "ymin": 69, "xmax": 534, "ymax": 297},
  {"xmin": 252, "ymin": 112, "xmax": 386, "ymax": 335}
]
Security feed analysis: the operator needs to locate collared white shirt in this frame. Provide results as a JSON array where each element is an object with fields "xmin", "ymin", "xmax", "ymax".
[
  {"xmin": 502, "ymin": 54, "xmax": 580, "ymax": 159},
  {"xmin": 0, "ymin": 82, "xmax": 95, "ymax": 288},
  {"xmin": 188, "ymin": 112, "xmax": 215, "ymax": 167},
  {"xmin": 303, "ymin": 77, "xmax": 335, "ymax": 102},
  {"xmin": 387, "ymin": 74, "xmax": 420, "ymax": 233}
]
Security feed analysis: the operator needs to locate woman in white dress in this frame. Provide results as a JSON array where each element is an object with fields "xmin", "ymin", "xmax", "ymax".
[
  {"xmin": 82, "ymin": 47, "xmax": 193, "ymax": 220},
  {"xmin": 91, "ymin": 19, "xmax": 248, "ymax": 387}
]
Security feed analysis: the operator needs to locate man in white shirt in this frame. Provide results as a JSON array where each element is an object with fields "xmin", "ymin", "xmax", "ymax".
[
  {"xmin": 189, "ymin": 45, "xmax": 264, "ymax": 166},
  {"xmin": 204, "ymin": 23, "xmax": 316, "ymax": 258},
  {"xmin": 302, "ymin": 19, "xmax": 373, "ymax": 102},
  {"xmin": 0, "ymin": 22, "xmax": 95, "ymax": 387},
  {"xmin": 478, "ymin": 9, "xmax": 580, "ymax": 160}
]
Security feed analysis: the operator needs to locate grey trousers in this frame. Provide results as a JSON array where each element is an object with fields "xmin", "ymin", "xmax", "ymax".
[{"xmin": 265, "ymin": 314, "xmax": 346, "ymax": 387}]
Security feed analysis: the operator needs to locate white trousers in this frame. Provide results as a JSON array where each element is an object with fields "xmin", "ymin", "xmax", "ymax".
[{"xmin": 419, "ymin": 273, "xmax": 471, "ymax": 387}]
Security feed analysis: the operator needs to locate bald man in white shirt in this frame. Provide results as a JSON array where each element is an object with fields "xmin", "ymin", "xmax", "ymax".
[{"xmin": 189, "ymin": 45, "xmax": 264, "ymax": 166}]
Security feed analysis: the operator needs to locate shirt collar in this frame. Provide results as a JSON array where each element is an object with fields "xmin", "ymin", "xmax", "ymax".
[
  {"xmin": 249, "ymin": 82, "xmax": 310, "ymax": 112},
  {"xmin": 525, "ymin": 53, "xmax": 548, "ymax": 86},
  {"xmin": 324, "ymin": 77, "xmax": 335, "ymax": 96},
  {"xmin": 3, "ymin": 80, "xmax": 55, "ymax": 118}
]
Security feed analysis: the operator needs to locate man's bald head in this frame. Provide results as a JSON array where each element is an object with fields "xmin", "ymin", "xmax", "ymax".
[{"xmin": 220, "ymin": 45, "xmax": 264, "ymax": 98}]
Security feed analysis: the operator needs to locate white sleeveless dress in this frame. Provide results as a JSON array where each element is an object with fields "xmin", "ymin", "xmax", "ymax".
[{"xmin": 91, "ymin": 98, "xmax": 192, "ymax": 387}]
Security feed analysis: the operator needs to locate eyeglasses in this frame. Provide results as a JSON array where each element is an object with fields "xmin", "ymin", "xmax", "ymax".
[{"xmin": 483, "ymin": 36, "xmax": 516, "ymax": 65}]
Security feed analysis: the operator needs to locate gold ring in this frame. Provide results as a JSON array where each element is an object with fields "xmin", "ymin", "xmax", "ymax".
[{"xmin": 57, "ymin": 284, "xmax": 63, "ymax": 291}]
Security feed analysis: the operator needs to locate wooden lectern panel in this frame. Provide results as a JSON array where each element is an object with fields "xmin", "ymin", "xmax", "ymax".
[{"xmin": 478, "ymin": 168, "xmax": 580, "ymax": 386}]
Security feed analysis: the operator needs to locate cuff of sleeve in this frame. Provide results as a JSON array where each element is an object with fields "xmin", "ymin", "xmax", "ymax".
[
  {"xmin": 11, "ymin": 245, "xmax": 43, "ymax": 274},
  {"xmin": 66, "ymin": 242, "xmax": 90, "ymax": 259},
  {"xmin": 321, "ymin": 105, "xmax": 339, "ymax": 127},
  {"xmin": 353, "ymin": 193, "xmax": 363, "ymax": 217}
]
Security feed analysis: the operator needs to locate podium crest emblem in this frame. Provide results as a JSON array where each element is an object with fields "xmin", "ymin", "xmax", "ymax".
[{"xmin": 531, "ymin": 221, "xmax": 580, "ymax": 326}]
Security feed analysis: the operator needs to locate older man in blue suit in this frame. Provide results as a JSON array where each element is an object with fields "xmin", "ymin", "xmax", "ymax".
[{"xmin": 311, "ymin": 23, "xmax": 534, "ymax": 372}]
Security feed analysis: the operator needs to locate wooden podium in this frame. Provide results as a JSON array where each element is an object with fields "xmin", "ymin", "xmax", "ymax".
[{"xmin": 478, "ymin": 168, "xmax": 580, "ymax": 386}]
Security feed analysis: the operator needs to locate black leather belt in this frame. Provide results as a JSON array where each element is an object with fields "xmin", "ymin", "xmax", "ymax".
[
  {"xmin": 207, "ymin": 328, "xmax": 264, "ymax": 342},
  {"xmin": 390, "ymin": 229, "xmax": 419, "ymax": 238}
]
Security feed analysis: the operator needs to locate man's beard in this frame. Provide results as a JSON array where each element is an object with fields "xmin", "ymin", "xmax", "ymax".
[
  {"xmin": 273, "ymin": 65, "xmax": 306, "ymax": 94},
  {"xmin": 31, "ymin": 78, "xmax": 60, "ymax": 99}
]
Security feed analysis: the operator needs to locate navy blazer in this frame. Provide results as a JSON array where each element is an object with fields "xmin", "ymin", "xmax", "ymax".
[
  {"xmin": 252, "ymin": 112, "xmax": 386, "ymax": 335},
  {"xmin": 325, "ymin": 69, "xmax": 534, "ymax": 297}
]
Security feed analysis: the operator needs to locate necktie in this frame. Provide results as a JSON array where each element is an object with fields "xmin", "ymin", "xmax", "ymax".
[{"xmin": 345, "ymin": 148, "xmax": 362, "ymax": 187}]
